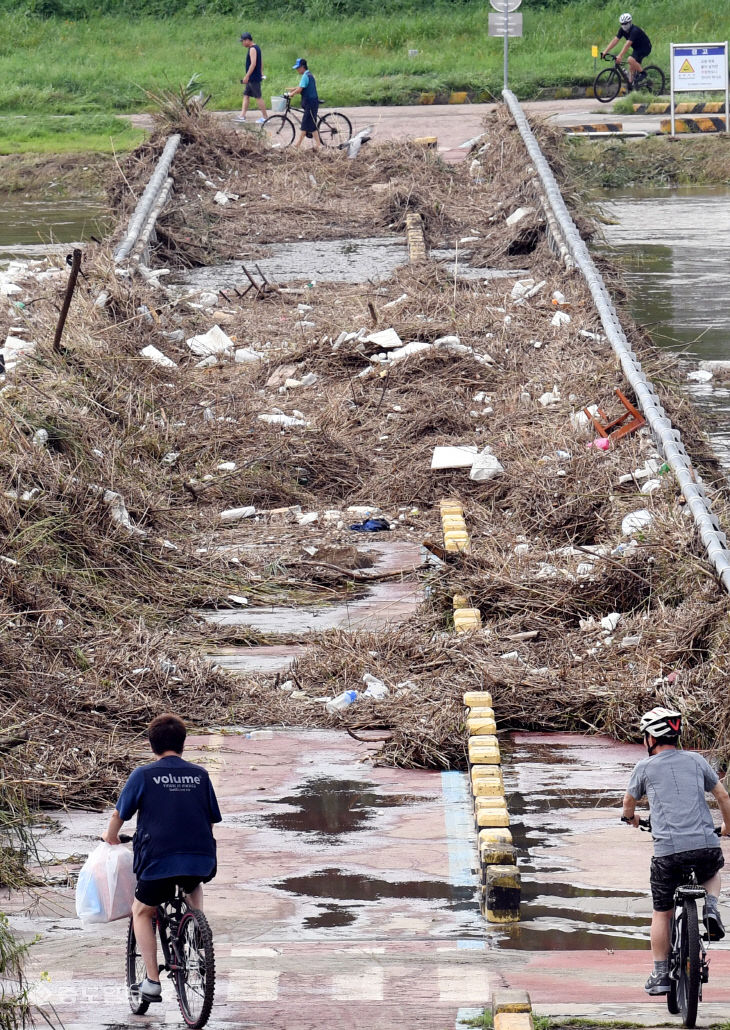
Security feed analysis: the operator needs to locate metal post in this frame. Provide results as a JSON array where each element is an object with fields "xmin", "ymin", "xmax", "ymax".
[
  {"xmin": 725, "ymin": 42, "xmax": 729, "ymax": 135},
  {"xmin": 503, "ymin": 7, "xmax": 509, "ymax": 90},
  {"xmin": 670, "ymin": 42, "xmax": 675, "ymax": 137}
]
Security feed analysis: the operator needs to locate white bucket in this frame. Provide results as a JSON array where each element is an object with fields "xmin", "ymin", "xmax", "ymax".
[{"xmin": 271, "ymin": 96, "xmax": 287, "ymax": 113}]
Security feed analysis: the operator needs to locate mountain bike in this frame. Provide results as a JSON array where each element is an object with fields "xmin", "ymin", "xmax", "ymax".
[
  {"xmin": 261, "ymin": 93, "xmax": 353, "ymax": 148},
  {"xmin": 121, "ymin": 838, "xmax": 216, "ymax": 1029},
  {"xmin": 623, "ymin": 817, "xmax": 721, "ymax": 1028},
  {"xmin": 594, "ymin": 53, "xmax": 666, "ymax": 103}
]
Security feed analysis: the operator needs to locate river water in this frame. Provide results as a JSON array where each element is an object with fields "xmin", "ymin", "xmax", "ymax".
[
  {"xmin": 0, "ymin": 195, "xmax": 108, "ymax": 264},
  {"xmin": 599, "ymin": 185, "xmax": 730, "ymax": 464}
]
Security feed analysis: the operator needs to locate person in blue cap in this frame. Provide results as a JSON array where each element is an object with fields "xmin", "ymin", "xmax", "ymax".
[{"xmin": 285, "ymin": 58, "xmax": 321, "ymax": 149}]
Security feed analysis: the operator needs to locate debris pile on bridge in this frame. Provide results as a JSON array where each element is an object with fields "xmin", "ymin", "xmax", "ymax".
[{"xmin": 2, "ymin": 103, "xmax": 730, "ymax": 831}]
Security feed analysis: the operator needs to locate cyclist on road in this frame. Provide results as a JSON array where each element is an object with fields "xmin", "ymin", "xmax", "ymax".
[
  {"xmin": 103, "ymin": 713, "xmax": 222, "ymax": 1003},
  {"xmin": 285, "ymin": 58, "xmax": 322, "ymax": 149},
  {"xmin": 601, "ymin": 13, "xmax": 652, "ymax": 87},
  {"xmin": 623, "ymin": 707, "xmax": 730, "ymax": 996}
]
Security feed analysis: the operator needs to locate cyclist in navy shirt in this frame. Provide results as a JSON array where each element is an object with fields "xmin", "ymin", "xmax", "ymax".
[
  {"xmin": 286, "ymin": 58, "xmax": 322, "ymax": 149},
  {"xmin": 103, "ymin": 713, "xmax": 222, "ymax": 1003},
  {"xmin": 601, "ymin": 13, "xmax": 652, "ymax": 87}
]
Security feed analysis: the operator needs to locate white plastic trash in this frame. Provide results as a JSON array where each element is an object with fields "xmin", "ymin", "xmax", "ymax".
[
  {"xmin": 362, "ymin": 673, "xmax": 388, "ymax": 699},
  {"xmin": 326, "ymin": 690, "xmax": 358, "ymax": 713},
  {"xmin": 75, "ymin": 843, "xmax": 136, "ymax": 923}
]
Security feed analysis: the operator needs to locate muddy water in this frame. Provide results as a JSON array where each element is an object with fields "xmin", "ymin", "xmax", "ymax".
[
  {"xmin": 0, "ymin": 196, "xmax": 109, "ymax": 263},
  {"xmin": 600, "ymin": 186, "xmax": 730, "ymax": 464}
]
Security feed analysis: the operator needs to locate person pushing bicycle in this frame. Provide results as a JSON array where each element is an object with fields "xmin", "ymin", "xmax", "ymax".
[
  {"xmin": 623, "ymin": 707, "xmax": 730, "ymax": 996},
  {"xmin": 103, "ymin": 713, "xmax": 222, "ymax": 1003},
  {"xmin": 601, "ymin": 13, "xmax": 652, "ymax": 88},
  {"xmin": 285, "ymin": 57, "xmax": 322, "ymax": 149}
]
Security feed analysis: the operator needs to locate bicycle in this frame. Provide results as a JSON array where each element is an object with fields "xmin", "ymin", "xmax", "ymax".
[
  {"xmin": 594, "ymin": 53, "xmax": 666, "ymax": 103},
  {"xmin": 261, "ymin": 93, "xmax": 353, "ymax": 148},
  {"xmin": 623, "ymin": 816, "xmax": 721, "ymax": 1028},
  {"xmin": 121, "ymin": 837, "xmax": 216, "ymax": 1029}
]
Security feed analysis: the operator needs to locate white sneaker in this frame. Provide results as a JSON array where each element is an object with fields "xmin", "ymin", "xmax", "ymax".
[
  {"xmin": 136, "ymin": 978, "xmax": 162, "ymax": 1002},
  {"xmin": 256, "ymin": 117, "xmax": 266, "ymax": 124},
  {"xmin": 234, "ymin": 115, "xmax": 247, "ymax": 123}
]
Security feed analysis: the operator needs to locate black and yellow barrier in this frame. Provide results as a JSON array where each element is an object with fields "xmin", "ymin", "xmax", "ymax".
[
  {"xmin": 634, "ymin": 101, "xmax": 726, "ymax": 115},
  {"xmin": 661, "ymin": 115, "xmax": 727, "ymax": 133},
  {"xmin": 564, "ymin": 123, "xmax": 623, "ymax": 133}
]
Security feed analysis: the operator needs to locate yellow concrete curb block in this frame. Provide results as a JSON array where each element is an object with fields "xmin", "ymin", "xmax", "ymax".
[
  {"xmin": 478, "ymin": 827, "xmax": 512, "ymax": 849},
  {"xmin": 419, "ymin": 92, "xmax": 436, "ymax": 105},
  {"xmin": 413, "ymin": 135, "xmax": 438, "ymax": 148},
  {"xmin": 495, "ymin": 1013, "xmax": 534, "ymax": 1030},
  {"xmin": 471, "ymin": 766, "xmax": 503, "ymax": 786},
  {"xmin": 454, "ymin": 607, "xmax": 481, "ymax": 632},
  {"xmin": 467, "ymin": 715, "xmax": 497, "ymax": 734},
  {"xmin": 476, "ymin": 808, "xmax": 510, "ymax": 828},
  {"xmin": 480, "ymin": 837, "xmax": 517, "ymax": 866},
  {"xmin": 492, "ymin": 988, "xmax": 532, "ymax": 1015},
  {"xmin": 439, "ymin": 497, "xmax": 463, "ymax": 514},
  {"xmin": 444, "ymin": 530, "xmax": 470, "ymax": 553},
  {"xmin": 485, "ymin": 865, "xmax": 521, "ymax": 922},
  {"xmin": 464, "ymin": 691, "xmax": 493, "ymax": 707},
  {"xmin": 449, "ymin": 91, "xmax": 469, "ymax": 104},
  {"xmin": 469, "ymin": 745, "xmax": 501, "ymax": 765}
]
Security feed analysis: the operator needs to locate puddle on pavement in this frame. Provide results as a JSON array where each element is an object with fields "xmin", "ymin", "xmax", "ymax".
[
  {"xmin": 494, "ymin": 732, "xmax": 650, "ymax": 951},
  {"xmin": 175, "ymin": 236, "xmax": 408, "ymax": 288},
  {"xmin": 276, "ymin": 867, "xmax": 471, "ymax": 905},
  {"xmin": 260, "ymin": 776, "xmax": 423, "ymax": 840},
  {"xmin": 599, "ymin": 185, "xmax": 730, "ymax": 466}
]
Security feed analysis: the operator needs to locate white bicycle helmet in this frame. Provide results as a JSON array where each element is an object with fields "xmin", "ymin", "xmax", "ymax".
[
  {"xmin": 619, "ymin": 12, "xmax": 633, "ymax": 24},
  {"xmin": 640, "ymin": 706, "xmax": 682, "ymax": 739}
]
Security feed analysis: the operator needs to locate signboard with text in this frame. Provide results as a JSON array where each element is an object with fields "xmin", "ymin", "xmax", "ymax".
[
  {"xmin": 669, "ymin": 42, "xmax": 728, "ymax": 136},
  {"xmin": 672, "ymin": 43, "xmax": 728, "ymax": 91}
]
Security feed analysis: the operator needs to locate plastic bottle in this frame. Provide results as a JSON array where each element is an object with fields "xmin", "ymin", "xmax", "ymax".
[{"xmin": 325, "ymin": 690, "xmax": 358, "ymax": 713}]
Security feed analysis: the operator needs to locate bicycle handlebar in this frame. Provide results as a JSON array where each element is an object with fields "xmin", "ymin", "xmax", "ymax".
[
  {"xmin": 601, "ymin": 53, "xmax": 618, "ymax": 62},
  {"xmin": 621, "ymin": 816, "xmax": 722, "ymax": 836}
]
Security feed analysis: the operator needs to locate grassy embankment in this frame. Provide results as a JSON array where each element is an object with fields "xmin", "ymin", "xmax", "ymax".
[{"xmin": 0, "ymin": 0, "xmax": 727, "ymax": 154}]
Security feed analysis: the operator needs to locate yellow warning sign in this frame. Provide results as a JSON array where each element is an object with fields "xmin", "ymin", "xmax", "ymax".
[{"xmin": 679, "ymin": 58, "xmax": 695, "ymax": 73}]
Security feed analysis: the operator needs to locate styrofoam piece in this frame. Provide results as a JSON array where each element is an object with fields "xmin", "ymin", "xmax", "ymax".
[
  {"xmin": 140, "ymin": 344, "xmax": 178, "ymax": 369},
  {"xmin": 622, "ymin": 509, "xmax": 654, "ymax": 536},
  {"xmin": 470, "ymin": 448, "xmax": 504, "ymax": 482},
  {"xmin": 506, "ymin": 206, "xmax": 535, "ymax": 226},
  {"xmin": 235, "ymin": 347, "xmax": 264, "ymax": 363},
  {"xmin": 687, "ymin": 369, "xmax": 713, "ymax": 383},
  {"xmin": 570, "ymin": 405, "xmax": 600, "ymax": 431},
  {"xmin": 430, "ymin": 445, "xmax": 478, "ymax": 470},
  {"xmin": 258, "ymin": 413, "xmax": 309, "ymax": 427},
  {"xmin": 220, "ymin": 506, "xmax": 256, "ymax": 522},
  {"xmin": 187, "ymin": 325, "xmax": 235, "ymax": 357},
  {"xmin": 365, "ymin": 327, "xmax": 403, "ymax": 349},
  {"xmin": 551, "ymin": 310, "xmax": 571, "ymax": 326}
]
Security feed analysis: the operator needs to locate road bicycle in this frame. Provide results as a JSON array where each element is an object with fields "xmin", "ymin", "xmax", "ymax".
[
  {"xmin": 623, "ymin": 816, "xmax": 722, "ymax": 1028},
  {"xmin": 261, "ymin": 93, "xmax": 353, "ymax": 148},
  {"xmin": 594, "ymin": 53, "xmax": 666, "ymax": 103},
  {"xmin": 121, "ymin": 838, "xmax": 216, "ymax": 1029}
]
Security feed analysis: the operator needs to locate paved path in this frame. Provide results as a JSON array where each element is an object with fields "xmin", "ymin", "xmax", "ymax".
[
  {"xmin": 8, "ymin": 729, "xmax": 730, "ymax": 1027},
  {"xmin": 129, "ymin": 99, "xmax": 667, "ymax": 164}
]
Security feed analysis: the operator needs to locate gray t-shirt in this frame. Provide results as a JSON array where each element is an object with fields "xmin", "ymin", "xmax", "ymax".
[{"xmin": 627, "ymin": 749, "xmax": 719, "ymax": 857}]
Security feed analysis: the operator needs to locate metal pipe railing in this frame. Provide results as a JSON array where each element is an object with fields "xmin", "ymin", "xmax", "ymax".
[
  {"xmin": 114, "ymin": 134, "xmax": 181, "ymax": 264},
  {"xmin": 502, "ymin": 88, "xmax": 730, "ymax": 592}
]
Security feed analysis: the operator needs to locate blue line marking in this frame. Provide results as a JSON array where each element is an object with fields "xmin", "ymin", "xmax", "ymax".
[{"xmin": 442, "ymin": 769, "xmax": 485, "ymax": 952}]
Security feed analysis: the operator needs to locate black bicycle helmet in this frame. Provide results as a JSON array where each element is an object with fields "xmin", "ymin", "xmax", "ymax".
[{"xmin": 640, "ymin": 706, "xmax": 682, "ymax": 740}]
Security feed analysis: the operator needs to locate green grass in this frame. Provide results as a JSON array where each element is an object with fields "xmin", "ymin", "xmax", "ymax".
[
  {"xmin": 0, "ymin": 112, "xmax": 143, "ymax": 153},
  {"xmin": 0, "ymin": 0, "xmax": 729, "ymax": 151}
]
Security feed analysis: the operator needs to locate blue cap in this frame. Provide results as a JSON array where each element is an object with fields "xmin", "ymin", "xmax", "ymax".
[{"xmin": 292, "ymin": 58, "xmax": 305, "ymax": 69}]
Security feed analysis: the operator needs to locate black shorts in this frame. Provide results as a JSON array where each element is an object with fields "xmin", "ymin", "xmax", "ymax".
[
  {"xmin": 650, "ymin": 847, "xmax": 724, "ymax": 911},
  {"xmin": 632, "ymin": 47, "xmax": 651, "ymax": 64},
  {"xmin": 135, "ymin": 874, "xmax": 212, "ymax": 907},
  {"xmin": 301, "ymin": 103, "xmax": 319, "ymax": 135},
  {"xmin": 244, "ymin": 80, "xmax": 262, "ymax": 99}
]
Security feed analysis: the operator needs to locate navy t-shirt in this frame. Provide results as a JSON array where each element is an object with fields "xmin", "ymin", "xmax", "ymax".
[
  {"xmin": 117, "ymin": 755, "xmax": 222, "ymax": 881},
  {"xmin": 245, "ymin": 44, "xmax": 263, "ymax": 82},
  {"xmin": 299, "ymin": 70, "xmax": 319, "ymax": 105}
]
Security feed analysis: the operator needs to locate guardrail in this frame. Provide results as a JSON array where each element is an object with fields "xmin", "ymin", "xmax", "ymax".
[
  {"xmin": 113, "ymin": 133, "xmax": 181, "ymax": 265},
  {"xmin": 502, "ymin": 88, "xmax": 730, "ymax": 593}
]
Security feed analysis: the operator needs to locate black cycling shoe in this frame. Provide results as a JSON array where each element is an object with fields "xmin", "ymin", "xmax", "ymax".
[
  {"xmin": 644, "ymin": 970, "xmax": 671, "ymax": 995},
  {"xmin": 706, "ymin": 906, "xmax": 725, "ymax": 941}
]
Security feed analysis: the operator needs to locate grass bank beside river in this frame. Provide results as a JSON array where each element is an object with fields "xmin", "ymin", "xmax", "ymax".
[{"xmin": 0, "ymin": 0, "xmax": 727, "ymax": 152}]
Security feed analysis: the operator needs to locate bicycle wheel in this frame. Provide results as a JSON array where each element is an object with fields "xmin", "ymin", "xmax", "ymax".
[
  {"xmin": 594, "ymin": 68, "xmax": 621, "ymax": 103},
  {"xmin": 318, "ymin": 112, "xmax": 353, "ymax": 147},
  {"xmin": 174, "ymin": 908, "xmax": 215, "ymax": 1029},
  {"xmin": 125, "ymin": 918, "xmax": 150, "ymax": 1016},
  {"xmin": 641, "ymin": 66, "xmax": 666, "ymax": 96},
  {"xmin": 261, "ymin": 114, "xmax": 295, "ymax": 148},
  {"xmin": 677, "ymin": 899, "xmax": 700, "ymax": 1028}
]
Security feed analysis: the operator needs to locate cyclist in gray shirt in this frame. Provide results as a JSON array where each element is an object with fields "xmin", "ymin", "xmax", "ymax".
[{"xmin": 623, "ymin": 707, "xmax": 730, "ymax": 996}]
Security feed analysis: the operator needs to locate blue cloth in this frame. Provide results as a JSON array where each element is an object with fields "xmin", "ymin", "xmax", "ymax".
[
  {"xmin": 117, "ymin": 755, "xmax": 222, "ymax": 880},
  {"xmin": 299, "ymin": 70, "xmax": 318, "ymax": 105},
  {"xmin": 627, "ymin": 749, "xmax": 719, "ymax": 858}
]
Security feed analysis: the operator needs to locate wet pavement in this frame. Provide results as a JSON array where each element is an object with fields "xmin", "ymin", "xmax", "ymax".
[{"xmin": 8, "ymin": 728, "xmax": 730, "ymax": 1027}]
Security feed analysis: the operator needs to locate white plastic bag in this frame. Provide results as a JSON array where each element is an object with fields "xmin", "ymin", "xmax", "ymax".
[{"xmin": 75, "ymin": 842, "xmax": 136, "ymax": 923}]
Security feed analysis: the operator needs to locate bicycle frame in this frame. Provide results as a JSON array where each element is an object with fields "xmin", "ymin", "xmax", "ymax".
[
  {"xmin": 670, "ymin": 881, "xmax": 709, "ymax": 992},
  {"xmin": 156, "ymin": 890, "xmax": 188, "ymax": 977}
]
